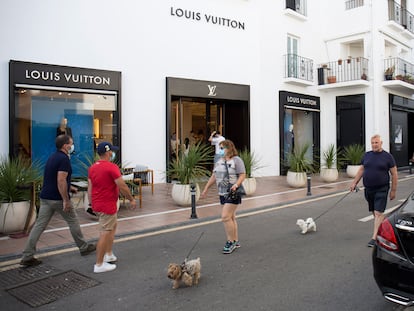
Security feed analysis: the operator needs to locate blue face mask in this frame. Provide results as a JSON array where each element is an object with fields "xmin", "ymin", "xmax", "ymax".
[
  {"xmin": 110, "ymin": 152, "xmax": 116, "ymax": 161},
  {"xmin": 218, "ymin": 148, "xmax": 225, "ymax": 157}
]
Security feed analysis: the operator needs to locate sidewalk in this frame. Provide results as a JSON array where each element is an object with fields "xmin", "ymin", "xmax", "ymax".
[{"xmin": 0, "ymin": 172, "xmax": 367, "ymax": 264}]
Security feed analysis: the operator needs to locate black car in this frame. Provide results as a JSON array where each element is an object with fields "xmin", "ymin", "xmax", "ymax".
[{"xmin": 373, "ymin": 192, "xmax": 414, "ymax": 306}]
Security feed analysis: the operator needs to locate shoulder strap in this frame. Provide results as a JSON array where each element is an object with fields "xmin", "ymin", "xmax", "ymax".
[{"xmin": 224, "ymin": 160, "xmax": 230, "ymax": 180}]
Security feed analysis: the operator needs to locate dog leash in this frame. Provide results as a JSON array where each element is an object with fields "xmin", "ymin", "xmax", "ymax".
[
  {"xmin": 184, "ymin": 231, "xmax": 204, "ymax": 262},
  {"xmin": 312, "ymin": 187, "xmax": 359, "ymax": 223}
]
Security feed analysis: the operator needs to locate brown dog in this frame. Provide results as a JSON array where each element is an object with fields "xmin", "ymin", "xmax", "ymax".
[{"xmin": 167, "ymin": 257, "xmax": 201, "ymax": 289}]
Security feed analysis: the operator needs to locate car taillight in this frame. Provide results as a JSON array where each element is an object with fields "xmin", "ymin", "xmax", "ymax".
[{"xmin": 377, "ymin": 218, "xmax": 399, "ymax": 251}]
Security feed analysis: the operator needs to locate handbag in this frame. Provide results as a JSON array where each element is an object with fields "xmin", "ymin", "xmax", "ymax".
[{"xmin": 224, "ymin": 160, "xmax": 246, "ymax": 200}]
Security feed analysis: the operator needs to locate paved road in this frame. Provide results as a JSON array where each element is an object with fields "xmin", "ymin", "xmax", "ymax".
[{"xmin": 2, "ymin": 176, "xmax": 414, "ymax": 310}]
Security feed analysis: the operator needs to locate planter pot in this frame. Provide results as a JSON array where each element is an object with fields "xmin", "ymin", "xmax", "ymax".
[
  {"xmin": 327, "ymin": 76, "xmax": 336, "ymax": 83},
  {"xmin": 286, "ymin": 171, "xmax": 307, "ymax": 188},
  {"xmin": 385, "ymin": 74, "xmax": 393, "ymax": 80},
  {"xmin": 320, "ymin": 168, "xmax": 339, "ymax": 183},
  {"xmin": 346, "ymin": 165, "xmax": 361, "ymax": 178},
  {"xmin": 171, "ymin": 183, "xmax": 200, "ymax": 206},
  {"xmin": 0, "ymin": 201, "xmax": 35, "ymax": 234},
  {"xmin": 242, "ymin": 177, "xmax": 257, "ymax": 195}
]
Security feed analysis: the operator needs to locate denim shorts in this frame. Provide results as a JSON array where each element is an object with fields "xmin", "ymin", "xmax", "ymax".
[
  {"xmin": 364, "ymin": 185, "xmax": 389, "ymax": 213},
  {"xmin": 219, "ymin": 195, "xmax": 242, "ymax": 205}
]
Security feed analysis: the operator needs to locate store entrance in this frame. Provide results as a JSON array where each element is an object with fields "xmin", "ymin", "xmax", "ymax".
[
  {"xmin": 336, "ymin": 95, "xmax": 365, "ymax": 149},
  {"xmin": 168, "ymin": 96, "xmax": 249, "ymax": 166}
]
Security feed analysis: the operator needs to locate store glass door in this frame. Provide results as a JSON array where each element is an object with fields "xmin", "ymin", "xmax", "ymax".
[
  {"xmin": 281, "ymin": 108, "xmax": 316, "ymax": 174},
  {"xmin": 169, "ymin": 97, "xmax": 223, "ymax": 164}
]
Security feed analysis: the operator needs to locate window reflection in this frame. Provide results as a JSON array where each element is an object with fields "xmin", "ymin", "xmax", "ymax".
[{"xmin": 14, "ymin": 88, "xmax": 118, "ymax": 177}]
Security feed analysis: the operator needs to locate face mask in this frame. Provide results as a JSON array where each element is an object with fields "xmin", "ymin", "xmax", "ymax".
[
  {"xmin": 68, "ymin": 144, "xmax": 75, "ymax": 154},
  {"xmin": 110, "ymin": 152, "xmax": 116, "ymax": 161},
  {"xmin": 218, "ymin": 148, "xmax": 225, "ymax": 157}
]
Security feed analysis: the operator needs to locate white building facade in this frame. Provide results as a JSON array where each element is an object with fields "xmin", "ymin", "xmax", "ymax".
[{"xmin": 0, "ymin": 0, "xmax": 413, "ymax": 182}]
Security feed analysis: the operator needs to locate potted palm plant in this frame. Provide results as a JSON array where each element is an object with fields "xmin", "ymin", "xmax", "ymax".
[
  {"xmin": 286, "ymin": 143, "xmax": 314, "ymax": 188},
  {"xmin": 343, "ymin": 144, "xmax": 365, "ymax": 178},
  {"xmin": 320, "ymin": 144, "xmax": 341, "ymax": 182},
  {"xmin": 238, "ymin": 148, "xmax": 263, "ymax": 195},
  {"xmin": 168, "ymin": 142, "xmax": 212, "ymax": 206},
  {"xmin": 0, "ymin": 156, "xmax": 42, "ymax": 234}
]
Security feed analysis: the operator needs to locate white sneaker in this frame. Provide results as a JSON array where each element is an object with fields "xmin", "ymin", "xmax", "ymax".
[
  {"xmin": 103, "ymin": 253, "xmax": 117, "ymax": 263},
  {"xmin": 94, "ymin": 262, "xmax": 116, "ymax": 273}
]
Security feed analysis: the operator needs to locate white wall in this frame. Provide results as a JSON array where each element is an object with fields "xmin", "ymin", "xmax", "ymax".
[
  {"xmin": 0, "ymin": 0, "xmax": 413, "ymax": 181},
  {"xmin": 0, "ymin": 0, "xmax": 259, "ymax": 182}
]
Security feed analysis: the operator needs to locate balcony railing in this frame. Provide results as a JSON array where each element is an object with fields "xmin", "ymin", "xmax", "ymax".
[
  {"xmin": 317, "ymin": 57, "xmax": 368, "ymax": 85},
  {"xmin": 285, "ymin": 0, "xmax": 307, "ymax": 17},
  {"xmin": 384, "ymin": 57, "xmax": 414, "ymax": 84},
  {"xmin": 345, "ymin": 0, "xmax": 364, "ymax": 10},
  {"xmin": 388, "ymin": 0, "xmax": 414, "ymax": 34},
  {"xmin": 284, "ymin": 54, "xmax": 313, "ymax": 82}
]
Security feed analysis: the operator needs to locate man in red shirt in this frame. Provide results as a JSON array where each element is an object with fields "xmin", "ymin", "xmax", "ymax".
[{"xmin": 88, "ymin": 142, "xmax": 137, "ymax": 273}]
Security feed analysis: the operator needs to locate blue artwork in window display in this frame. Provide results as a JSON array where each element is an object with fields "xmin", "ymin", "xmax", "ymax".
[{"xmin": 32, "ymin": 98, "xmax": 94, "ymax": 178}]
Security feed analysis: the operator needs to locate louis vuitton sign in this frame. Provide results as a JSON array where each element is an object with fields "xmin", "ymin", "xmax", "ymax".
[
  {"xmin": 10, "ymin": 60, "xmax": 121, "ymax": 91},
  {"xmin": 170, "ymin": 7, "xmax": 246, "ymax": 30}
]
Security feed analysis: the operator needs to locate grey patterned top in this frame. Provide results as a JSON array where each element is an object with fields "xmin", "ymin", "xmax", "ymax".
[{"xmin": 214, "ymin": 156, "xmax": 246, "ymax": 195}]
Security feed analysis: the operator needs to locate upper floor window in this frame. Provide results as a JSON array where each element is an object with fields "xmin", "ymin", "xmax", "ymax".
[{"xmin": 285, "ymin": 0, "xmax": 307, "ymax": 16}]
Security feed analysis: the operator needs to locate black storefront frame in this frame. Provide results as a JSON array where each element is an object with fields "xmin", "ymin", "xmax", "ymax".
[
  {"xmin": 166, "ymin": 77, "xmax": 250, "ymax": 176},
  {"xmin": 389, "ymin": 93, "xmax": 414, "ymax": 168},
  {"xmin": 279, "ymin": 91, "xmax": 320, "ymax": 175},
  {"xmin": 9, "ymin": 60, "xmax": 122, "ymax": 160}
]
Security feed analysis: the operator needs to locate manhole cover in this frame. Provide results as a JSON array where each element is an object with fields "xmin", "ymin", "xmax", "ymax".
[
  {"xmin": 0, "ymin": 264, "xmax": 61, "ymax": 289},
  {"xmin": 6, "ymin": 270, "xmax": 100, "ymax": 307}
]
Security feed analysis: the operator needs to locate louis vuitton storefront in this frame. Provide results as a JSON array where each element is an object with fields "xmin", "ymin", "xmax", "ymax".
[
  {"xmin": 9, "ymin": 60, "xmax": 122, "ymax": 177},
  {"xmin": 279, "ymin": 91, "xmax": 320, "ymax": 175},
  {"xmin": 166, "ymin": 77, "xmax": 250, "ymax": 168}
]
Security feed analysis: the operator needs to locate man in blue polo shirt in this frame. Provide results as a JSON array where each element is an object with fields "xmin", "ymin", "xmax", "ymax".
[
  {"xmin": 350, "ymin": 134, "xmax": 398, "ymax": 247},
  {"xmin": 20, "ymin": 134, "xmax": 95, "ymax": 266}
]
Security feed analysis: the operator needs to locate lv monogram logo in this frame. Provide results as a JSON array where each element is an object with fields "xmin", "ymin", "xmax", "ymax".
[{"xmin": 207, "ymin": 85, "xmax": 217, "ymax": 97}]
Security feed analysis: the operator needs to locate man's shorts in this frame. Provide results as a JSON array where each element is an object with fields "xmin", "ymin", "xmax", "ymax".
[
  {"xmin": 96, "ymin": 212, "xmax": 117, "ymax": 231},
  {"xmin": 364, "ymin": 185, "xmax": 389, "ymax": 213},
  {"xmin": 219, "ymin": 195, "xmax": 242, "ymax": 205}
]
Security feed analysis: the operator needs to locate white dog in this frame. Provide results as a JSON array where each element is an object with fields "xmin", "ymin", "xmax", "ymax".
[{"xmin": 296, "ymin": 217, "xmax": 317, "ymax": 234}]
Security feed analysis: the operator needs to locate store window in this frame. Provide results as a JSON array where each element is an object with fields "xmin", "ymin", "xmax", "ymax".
[
  {"xmin": 13, "ymin": 88, "xmax": 118, "ymax": 177},
  {"xmin": 279, "ymin": 91, "xmax": 320, "ymax": 175},
  {"xmin": 10, "ymin": 60, "xmax": 122, "ymax": 179}
]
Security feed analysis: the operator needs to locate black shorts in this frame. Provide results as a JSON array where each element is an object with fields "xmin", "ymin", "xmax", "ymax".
[
  {"xmin": 219, "ymin": 195, "xmax": 242, "ymax": 205},
  {"xmin": 364, "ymin": 185, "xmax": 389, "ymax": 213}
]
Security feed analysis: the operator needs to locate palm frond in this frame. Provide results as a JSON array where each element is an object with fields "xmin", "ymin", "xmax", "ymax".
[
  {"xmin": 0, "ymin": 156, "xmax": 42, "ymax": 203},
  {"xmin": 167, "ymin": 143, "xmax": 213, "ymax": 184},
  {"xmin": 286, "ymin": 143, "xmax": 315, "ymax": 173},
  {"xmin": 238, "ymin": 148, "xmax": 264, "ymax": 177}
]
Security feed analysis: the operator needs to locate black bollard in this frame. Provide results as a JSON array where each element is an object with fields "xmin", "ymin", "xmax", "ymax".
[
  {"xmin": 410, "ymin": 161, "xmax": 413, "ymax": 175},
  {"xmin": 190, "ymin": 184, "xmax": 198, "ymax": 219},
  {"xmin": 306, "ymin": 173, "xmax": 312, "ymax": 196}
]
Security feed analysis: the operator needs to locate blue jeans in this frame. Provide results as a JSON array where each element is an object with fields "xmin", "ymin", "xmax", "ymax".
[{"xmin": 22, "ymin": 199, "xmax": 88, "ymax": 260}]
